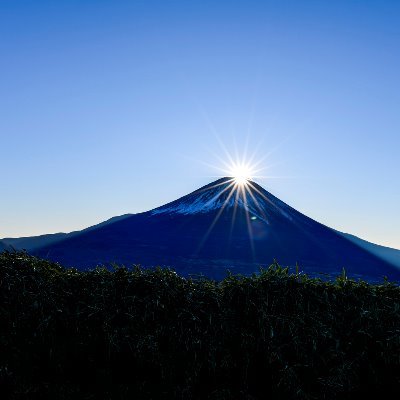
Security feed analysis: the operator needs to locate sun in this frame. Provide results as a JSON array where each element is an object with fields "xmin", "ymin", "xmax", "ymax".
[
  {"xmin": 229, "ymin": 163, "xmax": 254, "ymax": 185},
  {"xmin": 203, "ymin": 136, "xmax": 271, "ymax": 187}
]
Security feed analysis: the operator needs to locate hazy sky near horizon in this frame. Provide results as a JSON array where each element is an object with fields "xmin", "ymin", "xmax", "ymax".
[{"xmin": 1, "ymin": 0, "xmax": 399, "ymax": 249}]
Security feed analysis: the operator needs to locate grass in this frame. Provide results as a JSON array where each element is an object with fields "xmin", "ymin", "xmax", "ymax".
[{"xmin": 1, "ymin": 251, "xmax": 400, "ymax": 399}]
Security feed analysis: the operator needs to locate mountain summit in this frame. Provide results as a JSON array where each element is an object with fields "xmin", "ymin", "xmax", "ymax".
[
  {"xmin": 10, "ymin": 178, "xmax": 400, "ymax": 281},
  {"xmin": 150, "ymin": 177, "xmax": 295, "ymax": 225}
]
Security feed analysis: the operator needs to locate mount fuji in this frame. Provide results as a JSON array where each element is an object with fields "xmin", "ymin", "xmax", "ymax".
[{"xmin": 4, "ymin": 177, "xmax": 400, "ymax": 281}]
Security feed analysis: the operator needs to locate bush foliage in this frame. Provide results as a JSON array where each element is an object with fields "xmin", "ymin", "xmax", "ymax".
[{"xmin": 1, "ymin": 251, "xmax": 400, "ymax": 399}]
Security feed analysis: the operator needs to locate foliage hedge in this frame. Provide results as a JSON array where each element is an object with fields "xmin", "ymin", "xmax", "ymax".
[{"xmin": 1, "ymin": 251, "xmax": 399, "ymax": 399}]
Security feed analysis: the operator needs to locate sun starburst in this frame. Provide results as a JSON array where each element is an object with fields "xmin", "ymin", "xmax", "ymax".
[
  {"xmin": 229, "ymin": 163, "xmax": 254, "ymax": 186},
  {"xmin": 193, "ymin": 141, "xmax": 274, "ymax": 258}
]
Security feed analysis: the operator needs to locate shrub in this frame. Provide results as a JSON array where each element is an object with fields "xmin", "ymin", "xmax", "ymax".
[{"xmin": 1, "ymin": 251, "xmax": 399, "ymax": 399}]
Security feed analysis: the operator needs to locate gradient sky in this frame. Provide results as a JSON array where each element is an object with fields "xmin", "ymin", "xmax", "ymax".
[{"xmin": 1, "ymin": 0, "xmax": 399, "ymax": 249}]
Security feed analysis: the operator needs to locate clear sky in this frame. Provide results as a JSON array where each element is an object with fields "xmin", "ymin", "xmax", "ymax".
[{"xmin": 1, "ymin": 0, "xmax": 399, "ymax": 249}]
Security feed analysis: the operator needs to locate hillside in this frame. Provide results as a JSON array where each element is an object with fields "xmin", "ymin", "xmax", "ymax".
[
  {"xmin": 1, "ymin": 232, "xmax": 68, "ymax": 251},
  {"xmin": 339, "ymin": 232, "xmax": 400, "ymax": 269},
  {"xmin": 1, "ymin": 251, "xmax": 399, "ymax": 399},
  {"xmin": 1, "ymin": 214, "xmax": 132, "ymax": 251}
]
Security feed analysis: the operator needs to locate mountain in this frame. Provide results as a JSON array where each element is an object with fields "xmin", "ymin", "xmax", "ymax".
[{"xmin": 28, "ymin": 177, "xmax": 400, "ymax": 282}]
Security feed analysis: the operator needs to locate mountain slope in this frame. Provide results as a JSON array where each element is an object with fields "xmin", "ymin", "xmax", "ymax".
[
  {"xmin": 0, "ymin": 240, "xmax": 9, "ymax": 251},
  {"xmin": 32, "ymin": 178, "xmax": 400, "ymax": 281},
  {"xmin": 2, "ymin": 233, "xmax": 68, "ymax": 251},
  {"xmin": 1, "ymin": 214, "xmax": 132, "ymax": 251},
  {"xmin": 339, "ymin": 232, "xmax": 400, "ymax": 269}
]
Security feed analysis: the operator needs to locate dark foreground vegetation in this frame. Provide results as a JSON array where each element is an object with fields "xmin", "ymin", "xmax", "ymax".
[{"xmin": 1, "ymin": 251, "xmax": 399, "ymax": 399}]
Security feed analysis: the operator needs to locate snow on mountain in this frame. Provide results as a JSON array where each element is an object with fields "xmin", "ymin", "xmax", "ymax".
[{"xmin": 151, "ymin": 177, "xmax": 294, "ymax": 222}]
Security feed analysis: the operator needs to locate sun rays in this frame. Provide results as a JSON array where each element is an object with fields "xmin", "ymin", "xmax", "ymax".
[
  {"xmin": 229, "ymin": 162, "xmax": 254, "ymax": 185},
  {"xmin": 188, "ymin": 125, "xmax": 294, "ymax": 260},
  {"xmin": 194, "ymin": 151, "xmax": 274, "ymax": 258}
]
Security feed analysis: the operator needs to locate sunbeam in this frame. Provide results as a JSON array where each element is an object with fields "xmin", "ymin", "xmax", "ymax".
[
  {"xmin": 193, "ymin": 134, "xmax": 293, "ymax": 262},
  {"xmin": 195, "ymin": 180, "xmax": 238, "ymax": 254},
  {"xmin": 240, "ymin": 183, "xmax": 256, "ymax": 259}
]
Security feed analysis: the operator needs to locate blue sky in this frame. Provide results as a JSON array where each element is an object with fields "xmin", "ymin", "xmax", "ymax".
[{"xmin": 1, "ymin": 0, "xmax": 399, "ymax": 249}]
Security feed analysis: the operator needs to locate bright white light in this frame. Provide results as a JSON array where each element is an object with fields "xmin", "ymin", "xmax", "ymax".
[
  {"xmin": 229, "ymin": 163, "xmax": 254, "ymax": 185},
  {"xmin": 203, "ymin": 136, "xmax": 271, "ymax": 187}
]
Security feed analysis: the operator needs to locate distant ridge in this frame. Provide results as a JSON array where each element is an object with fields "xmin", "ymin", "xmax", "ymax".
[
  {"xmin": 2, "ymin": 233, "xmax": 68, "ymax": 251},
  {"xmin": 338, "ymin": 232, "xmax": 400, "ymax": 270},
  {"xmin": 1, "ymin": 214, "xmax": 133, "ymax": 251}
]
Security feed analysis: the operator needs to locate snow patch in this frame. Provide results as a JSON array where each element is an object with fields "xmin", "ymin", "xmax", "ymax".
[{"xmin": 150, "ymin": 183, "xmax": 294, "ymax": 223}]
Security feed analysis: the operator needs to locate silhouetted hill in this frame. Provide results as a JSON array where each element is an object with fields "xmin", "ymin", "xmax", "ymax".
[
  {"xmin": 339, "ymin": 232, "xmax": 400, "ymax": 269},
  {"xmin": 2, "ymin": 233, "xmax": 68, "ymax": 251},
  {"xmin": 1, "ymin": 214, "xmax": 132, "ymax": 251}
]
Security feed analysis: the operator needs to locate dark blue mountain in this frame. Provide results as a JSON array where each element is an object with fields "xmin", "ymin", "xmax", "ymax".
[{"xmin": 30, "ymin": 177, "xmax": 400, "ymax": 281}]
